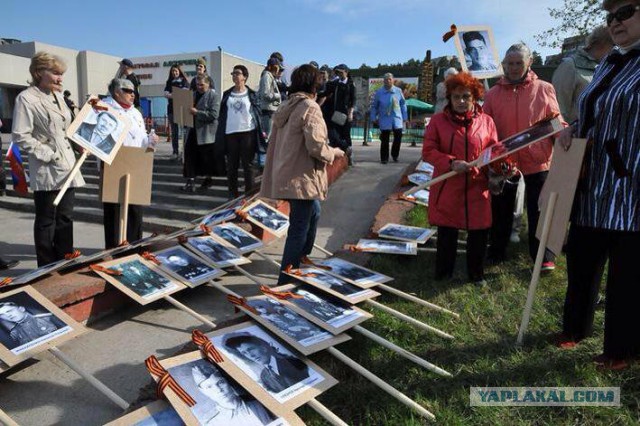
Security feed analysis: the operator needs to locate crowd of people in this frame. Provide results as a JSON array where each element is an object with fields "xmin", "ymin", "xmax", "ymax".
[{"xmin": 3, "ymin": 0, "xmax": 638, "ymax": 370}]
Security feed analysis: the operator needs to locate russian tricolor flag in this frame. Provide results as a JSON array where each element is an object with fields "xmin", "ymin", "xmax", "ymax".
[{"xmin": 5, "ymin": 142, "xmax": 29, "ymax": 195}]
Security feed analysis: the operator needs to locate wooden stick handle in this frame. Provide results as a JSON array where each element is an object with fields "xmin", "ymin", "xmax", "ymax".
[
  {"xmin": 118, "ymin": 173, "xmax": 131, "ymax": 245},
  {"xmin": 0, "ymin": 408, "xmax": 18, "ymax": 426},
  {"xmin": 404, "ymin": 170, "xmax": 456, "ymax": 196},
  {"xmin": 376, "ymin": 283, "xmax": 459, "ymax": 318},
  {"xmin": 48, "ymin": 346, "xmax": 129, "ymax": 410},
  {"xmin": 366, "ymin": 299, "xmax": 454, "ymax": 340},
  {"xmin": 163, "ymin": 295, "xmax": 217, "ymax": 329},
  {"xmin": 516, "ymin": 192, "xmax": 558, "ymax": 346},
  {"xmin": 307, "ymin": 399, "xmax": 349, "ymax": 426},
  {"xmin": 328, "ymin": 347, "xmax": 436, "ymax": 420},
  {"xmin": 312, "ymin": 243, "xmax": 334, "ymax": 257},
  {"xmin": 53, "ymin": 151, "xmax": 88, "ymax": 206},
  {"xmin": 354, "ymin": 325, "xmax": 452, "ymax": 377}
]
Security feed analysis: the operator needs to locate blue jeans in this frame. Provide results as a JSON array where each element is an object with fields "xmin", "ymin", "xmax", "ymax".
[
  {"xmin": 278, "ymin": 199, "xmax": 321, "ymax": 284},
  {"xmin": 258, "ymin": 112, "xmax": 274, "ymax": 167}
]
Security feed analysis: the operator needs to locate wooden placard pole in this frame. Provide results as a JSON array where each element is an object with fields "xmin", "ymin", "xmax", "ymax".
[
  {"xmin": 297, "ymin": 248, "xmax": 459, "ymax": 318},
  {"xmin": 118, "ymin": 174, "xmax": 131, "ymax": 245},
  {"xmin": 53, "ymin": 151, "xmax": 88, "ymax": 207},
  {"xmin": 516, "ymin": 192, "xmax": 558, "ymax": 346},
  {"xmin": 207, "ymin": 280, "xmax": 437, "ymax": 420},
  {"xmin": 48, "ymin": 346, "xmax": 129, "ymax": 410},
  {"xmin": 163, "ymin": 295, "xmax": 217, "ymax": 330},
  {"xmin": 0, "ymin": 408, "xmax": 18, "ymax": 426},
  {"xmin": 306, "ymin": 399, "xmax": 349, "ymax": 426}
]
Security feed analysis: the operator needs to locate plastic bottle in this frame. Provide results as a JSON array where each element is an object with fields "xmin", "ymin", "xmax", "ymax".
[{"xmin": 147, "ymin": 128, "xmax": 157, "ymax": 152}]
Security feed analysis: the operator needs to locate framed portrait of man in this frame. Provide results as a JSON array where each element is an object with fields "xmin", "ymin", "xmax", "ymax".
[
  {"xmin": 242, "ymin": 201, "xmax": 290, "ymax": 238},
  {"xmin": 93, "ymin": 255, "xmax": 186, "ymax": 305},
  {"xmin": 6, "ymin": 258, "xmax": 75, "ymax": 287},
  {"xmin": 237, "ymin": 295, "xmax": 350, "ymax": 355},
  {"xmin": 212, "ymin": 223, "xmax": 264, "ymax": 254},
  {"xmin": 66, "ymin": 97, "xmax": 130, "ymax": 164},
  {"xmin": 182, "ymin": 235, "xmax": 250, "ymax": 268},
  {"xmin": 153, "ymin": 246, "xmax": 225, "ymax": 288},
  {"xmin": 378, "ymin": 224, "xmax": 436, "ymax": 244},
  {"xmin": 453, "ymin": 25, "xmax": 503, "ymax": 79},
  {"xmin": 314, "ymin": 257, "xmax": 393, "ymax": 287},
  {"xmin": 0, "ymin": 286, "xmax": 85, "ymax": 368},
  {"xmin": 355, "ymin": 239, "xmax": 418, "ymax": 255},
  {"xmin": 208, "ymin": 322, "xmax": 337, "ymax": 410},
  {"xmin": 270, "ymin": 284, "xmax": 373, "ymax": 335},
  {"xmin": 407, "ymin": 172, "xmax": 432, "ymax": 186},
  {"xmin": 197, "ymin": 208, "xmax": 237, "ymax": 228},
  {"xmin": 283, "ymin": 267, "xmax": 380, "ymax": 304}
]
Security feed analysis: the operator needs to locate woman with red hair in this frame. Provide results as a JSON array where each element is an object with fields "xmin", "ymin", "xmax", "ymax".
[{"xmin": 422, "ymin": 72, "xmax": 499, "ymax": 284}]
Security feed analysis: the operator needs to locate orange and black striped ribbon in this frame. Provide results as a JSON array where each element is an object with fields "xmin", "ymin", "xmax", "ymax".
[
  {"xmin": 145, "ymin": 356, "xmax": 196, "ymax": 407},
  {"xmin": 442, "ymin": 24, "xmax": 457, "ymax": 43},
  {"xmin": 236, "ymin": 210, "xmax": 249, "ymax": 221},
  {"xmin": 64, "ymin": 250, "xmax": 82, "ymax": 260},
  {"xmin": 141, "ymin": 252, "xmax": 161, "ymax": 265},
  {"xmin": 299, "ymin": 257, "xmax": 332, "ymax": 270},
  {"xmin": 283, "ymin": 264, "xmax": 318, "ymax": 278},
  {"xmin": 199, "ymin": 224, "xmax": 212, "ymax": 234},
  {"xmin": 88, "ymin": 98, "xmax": 108, "ymax": 111},
  {"xmin": 397, "ymin": 193, "xmax": 415, "ymax": 202},
  {"xmin": 343, "ymin": 244, "xmax": 375, "ymax": 253},
  {"xmin": 118, "ymin": 240, "xmax": 129, "ymax": 247},
  {"xmin": 260, "ymin": 285, "xmax": 303, "ymax": 300},
  {"xmin": 0, "ymin": 277, "xmax": 12, "ymax": 288},
  {"xmin": 191, "ymin": 330, "xmax": 224, "ymax": 363},
  {"xmin": 89, "ymin": 264, "xmax": 122, "ymax": 276},
  {"xmin": 226, "ymin": 294, "xmax": 258, "ymax": 315}
]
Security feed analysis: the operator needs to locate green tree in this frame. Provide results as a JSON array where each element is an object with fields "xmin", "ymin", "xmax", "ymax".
[{"xmin": 535, "ymin": 0, "xmax": 604, "ymax": 48}]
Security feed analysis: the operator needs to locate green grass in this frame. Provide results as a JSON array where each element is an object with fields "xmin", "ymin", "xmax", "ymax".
[{"xmin": 298, "ymin": 206, "xmax": 640, "ymax": 425}]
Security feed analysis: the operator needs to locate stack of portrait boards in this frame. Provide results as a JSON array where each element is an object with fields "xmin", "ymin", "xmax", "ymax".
[{"xmin": 402, "ymin": 161, "xmax": 433, "ymax": 206}]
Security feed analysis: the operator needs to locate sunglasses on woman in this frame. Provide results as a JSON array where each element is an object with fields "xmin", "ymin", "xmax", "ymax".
[
  {"xmin": 606, "ymin": 4, "xmax": 640, "ymax": 26},
  {"xmin": 121, "ymin": 88, "xmax": 135, "ymax": 94}
]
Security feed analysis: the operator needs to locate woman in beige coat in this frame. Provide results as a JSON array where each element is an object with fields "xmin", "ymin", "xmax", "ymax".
[
  {"xmin": 12, "ymin": 52, "xmax": 85, "ymax": 266},
  {"xmin": 260, "ymin": 64, "xmax": 344, "ymax": 284}
]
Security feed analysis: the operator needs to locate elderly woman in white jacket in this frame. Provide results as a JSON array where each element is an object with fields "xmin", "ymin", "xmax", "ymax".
[
  {"xmin": 101, "ymin": 78, "xmax": 158, "ymax": 248},
  {"xmin": 12, "ymin": 52, "xmax": 85, "ymax": 266}
]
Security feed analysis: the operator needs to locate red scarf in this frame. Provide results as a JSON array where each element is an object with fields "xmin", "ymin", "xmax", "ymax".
[
  {"xmin": 444, "ymin": 103, "xmax": 482, "ymax": 126},
  {"xmin": 117, "ymin": 101, "xmax": 133, "ymax": 110}
]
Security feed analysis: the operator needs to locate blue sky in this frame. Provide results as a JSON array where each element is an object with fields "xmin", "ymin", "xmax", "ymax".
[{"xmin": 2, "ymin": 0, "xmax": 602, "ymax": 68}]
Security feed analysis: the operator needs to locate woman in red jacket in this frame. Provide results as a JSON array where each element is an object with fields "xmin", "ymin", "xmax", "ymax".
[{"xmin": 423, "ymin": 72, "xmax": 498, "ymax": 284}]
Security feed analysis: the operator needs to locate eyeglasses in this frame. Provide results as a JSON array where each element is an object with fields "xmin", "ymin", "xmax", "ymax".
[
  {"xmin": 230, "ymin": 71, "xmax": 243, "ymax": 76},
  {"xmin": 121, "ymin": 88, "xmax": 135, "ymax": 94},
  {"xmin": 606, "ymin": 4, "xmax": 640, "ymax": 25},
  {"xmin": 451, "ymin": 93, "xmax": 473, "ymax": 102}
]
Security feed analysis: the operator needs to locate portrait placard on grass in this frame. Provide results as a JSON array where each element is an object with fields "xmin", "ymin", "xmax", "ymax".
[
  {"xmin": 242, "ymin": 200, "xmax": 289, "ymax": 237},
  {"xmin": 212, "ymin": 223, "xmax": 264, "ymax": 254},
  {"xmin": 271, "ymin": 284, "xmax": 373, "ymax": 335},
  {"xmin": 182, "ymin": 235, "xmax": 250, "ymax": 268},
  {"xmin": 238, "ymin": 295, "xmax": 350, "ymax": 355},
  {"xmin": 407, "ymin": 172, "xmax": 431, "ymax": 186},
  {"xmin": 453, "ymin": 25, "xmax": 502, "ymax": 79},
  {"xmin": 284, "ymin": 267, "xmax": 381, "ymax": 304},
  {"xmin": 0, "ymin": 286, "xmax": 85, "ymax": 368},
  {"xmin": 153, "ymin": 245, "xmax": 225, "ymax": 288},
  {"xmin": 154, "ymin": 351, "xmax": 304, "ymax": 426},
  {"xmin": 314, "ymin": 257, "xmax": 393, "ymax": 287},
  {"xmin": 207, "ymin": 322, "xmax": 337, "ymax": 410},
  {"xmin": 66, "ymin": 97, "xmax": 130, "ymax": 164},
  {"xmin": 355, "ymin": 239, "xmax": 418, "ymax": 255},
  {"xmin": 378, "ymin": 224, "xmax": 436, "ymax": 244},
  {"xmin": 93, "ymin": 255, "xmax": 186, "ymax": 305}
]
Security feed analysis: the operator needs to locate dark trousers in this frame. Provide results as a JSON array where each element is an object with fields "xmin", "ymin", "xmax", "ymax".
[
  {"xmin": 563, "ymin": 225, "xmax": 640, "ymax": 358},
  {"xmin": 278, "ymin": 199, "xmax": 321, "ymax": 284},
  {"xmin": 226, "ymin": 131, "xmax": 255, "ymax": 198},
  {"xmin": 103, "ymin": 202, "xmax": 143, "ymax": 249},
  {"xmin": 488, "ymin": 176, "xmax": 520, "ymax": 261},
  {"xmin": 523, "ymin": 171, "xmax": 554, "ymax": 263},
  {"xmin": 436, "ymin": 226, "xmax": 488, "ymax": 281},
  {"xmin": 33, "ymin": 189, "xmax": 75, "ymax": 266},
  {"xmin": 379, "ymin": 128, "xmax": 403, "ymax": 162},
  {"xmin": 171, "ymin": 122, "xmax": 180, "ymax": 155}
]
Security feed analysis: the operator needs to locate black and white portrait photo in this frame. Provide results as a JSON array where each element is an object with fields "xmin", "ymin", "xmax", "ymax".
[
  {"xmin": 409, "ymin": 189, "xmax": 430, "ymax": 206},
  {"xmin": 244, "ymin": 201, "xmax": 289, "ymax": 236},
  {"xmin": 154, "ymin": 246, "xmax": 223, "ymax": 287},
  {"xmin": 290, "ymin": 267, "xmax": 376, "ymax": 303},
  {"xmin": 454, "ymin": 26, "xmax": 502, "ymax": 78},
  {"xmin": 407, "ymin": 172, "xmax": 431, "ymax": 186},
  {"xmin": 246, "ymin": 298, "xmax": 333, "ymax": 347},
  {"xmin": 315, "ymin": 257, "xmax": 390, "ymax": 286},
  {"xmin": 212, "ymin": 223, "xmax": 263, "ymax": 253},
  {"xmin": 109, "ymin": 259, "xmax": 180, "ymax": 299},
  {"xmin": 378, "ymin": 224, "xmax": 435, "ymax": 244},
  {"xmin": 184, "ymin": 236, "xmax": 249, "ymax": 268},
  {"xmin": 356, "ymin": 239, "xmax": 418, "ymax": 255},
  {"xmin": 212, "ymin": 325, "xmax": 325, "ymax": 404},
  {"xmin": 0, "ymin": 292, "xmax": 71, "ymax": 355},
  {"xmin": 199, "ymin": 208, "xmax": 237, "ymax": 228},
  {"xmin": 166, "ymin": 358, "xmax": 285, "ymax": 426},
  {"xmin": 415, "ymin": 160, "xmax": 434, "ymax": 175},
  {"xmin": 289, "ymin": 286, "xmax": 365, "ymax": 329}
]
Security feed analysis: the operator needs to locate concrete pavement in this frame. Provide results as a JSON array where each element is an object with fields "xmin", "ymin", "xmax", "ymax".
[{"xmin": 0, "ymin": 141, "xmax": 423, "ymax": 425}]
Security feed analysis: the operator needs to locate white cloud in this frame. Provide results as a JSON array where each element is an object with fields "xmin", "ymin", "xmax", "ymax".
[{"xmin": 342, "ymin": 33, "xmax": 368, "ymax": 47}]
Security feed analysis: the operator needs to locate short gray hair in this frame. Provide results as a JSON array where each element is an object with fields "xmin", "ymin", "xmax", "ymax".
[
  {"xmin": 383, "ymin": 72, "xmax": 394, "ymax": 79},
  {"xmin": 108, "ymin": 78, "xmax": 134, "ymax": 97},
  {"xmin": 504, "ymin": 43, "xmax": 532, "ymax": 61},
  {"xmin": 585, "ymin": 25, "xmax": 613, "ymax": 50}
]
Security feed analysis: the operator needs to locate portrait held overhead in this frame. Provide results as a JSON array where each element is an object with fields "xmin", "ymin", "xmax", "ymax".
[{"xmin": 454, "ymin": 26, "xmax": 503, "ymax": 78}]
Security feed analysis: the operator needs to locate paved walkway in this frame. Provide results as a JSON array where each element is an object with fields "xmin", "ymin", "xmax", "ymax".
[{"xmin": 0, "ymin": 141, "xmax": 422, "ymax": 425}]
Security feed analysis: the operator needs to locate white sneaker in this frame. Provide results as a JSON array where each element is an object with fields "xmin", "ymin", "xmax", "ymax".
[{"xmin": 510, "ymin": 232, "xmax": 520, "ymax": 243}]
